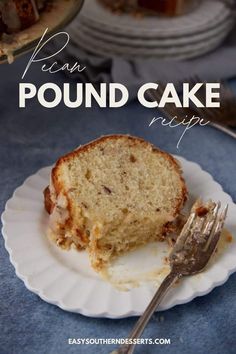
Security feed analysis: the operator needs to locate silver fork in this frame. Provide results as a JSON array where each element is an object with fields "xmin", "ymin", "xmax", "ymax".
[
  {"xmin": 188, "ymin": 76, "xmax": 236, "ymax": 139},
  {"xmin": 111, "ymin": 200, "xmax": 228, "ymax": 354}
]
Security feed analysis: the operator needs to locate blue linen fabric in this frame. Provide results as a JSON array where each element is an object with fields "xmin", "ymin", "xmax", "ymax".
[{"xmin": 0, "ymin": 54, "xmax": 236, "ymax": 354}]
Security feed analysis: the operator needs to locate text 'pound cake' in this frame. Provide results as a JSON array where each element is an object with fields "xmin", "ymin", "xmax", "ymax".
[{"xmin": 44, "ymin": 135, "xmax": 187, "ymax": 271}]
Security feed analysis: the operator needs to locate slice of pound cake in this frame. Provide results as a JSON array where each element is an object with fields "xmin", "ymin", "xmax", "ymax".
[{"xmin": 44, "ymin": 135, "xmax": 187, "ymax": 271}]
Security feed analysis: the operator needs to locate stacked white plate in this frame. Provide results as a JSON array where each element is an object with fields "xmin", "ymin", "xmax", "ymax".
[{"xmin": 68, "ymin": 0, "xmax": 235, "ymax": 60}]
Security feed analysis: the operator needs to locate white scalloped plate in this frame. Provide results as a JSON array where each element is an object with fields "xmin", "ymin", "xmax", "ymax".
[
  {"xmin": 71, "ymin": 15, "xmax": 232, "ymax": 48},
  {"xmin": 68, "ymin": 20, "xmax": 233, "ymax": 60},
  {"xmin": 2, "ymin": 156, "xmax": 236, "ymax": 318},
  {"xmin": 80, "ymin": 0, "xmax": 231, "ymax": 38}
]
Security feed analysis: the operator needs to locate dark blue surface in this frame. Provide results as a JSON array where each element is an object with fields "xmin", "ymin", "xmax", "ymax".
[{"xmin": 0, "ymin": 54, "xmax": 236, "ymax": 354}]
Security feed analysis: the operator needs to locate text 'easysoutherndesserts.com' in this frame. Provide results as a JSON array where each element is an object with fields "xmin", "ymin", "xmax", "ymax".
[{"xmin": 68, "ymin": 338, "xmax": 171, "ymax": 345}]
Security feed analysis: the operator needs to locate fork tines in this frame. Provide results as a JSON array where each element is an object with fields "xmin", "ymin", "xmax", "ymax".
[{"xmin": 173, "ymin": 199, "xmax": 229, "ymax": 255}]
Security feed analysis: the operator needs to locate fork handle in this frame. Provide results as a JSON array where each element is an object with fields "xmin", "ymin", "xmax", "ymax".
[
  {"xmin": 111, "ymin": 271, "xmax": 180, "ymax": 354},
  {"xmin": 210, "ymin": 122, "xmax": 236, "ymax": 140}
]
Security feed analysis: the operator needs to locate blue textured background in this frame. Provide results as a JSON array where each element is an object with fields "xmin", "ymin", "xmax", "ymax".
[{"xmin": 0, "ymin": 54, "xmax": 236, "ymax": 354}]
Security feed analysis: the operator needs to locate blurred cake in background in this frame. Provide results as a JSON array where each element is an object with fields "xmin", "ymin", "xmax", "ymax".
[
  {"xmin": 0, "ymin": 0, "xmax": 48, "ymax": 36},
  {"xmin": 0, "ymin": 0, "xmax": 77, "ymax": 63},
  {"xmin": 71, "ymin": 0, "xmax": 234, "ymax": 60},
  {"xmin": 98, "ymin": 0, "xmax": 193, "ymax": 16}
]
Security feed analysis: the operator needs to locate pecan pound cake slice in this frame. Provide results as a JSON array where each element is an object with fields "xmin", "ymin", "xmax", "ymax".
[{"xmin": 44, "ymin": 135, "xmax": 187, "ymax": 271}]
